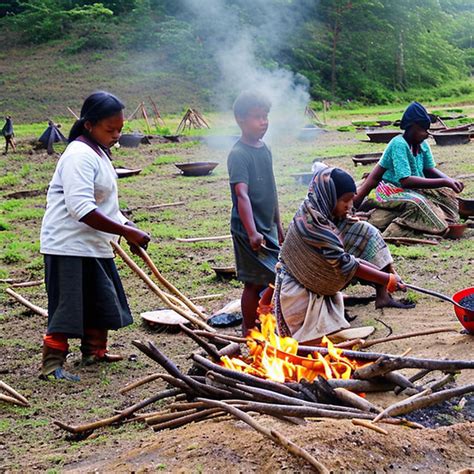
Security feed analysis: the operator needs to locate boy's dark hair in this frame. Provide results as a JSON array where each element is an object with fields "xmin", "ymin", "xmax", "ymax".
[
  {"xmin": 69, "ymin": 91, "xmax": 125, "ymax": 143},
  {"xmin": 233, "ymin": 91, "xmax": 271, "ymax": 119}
]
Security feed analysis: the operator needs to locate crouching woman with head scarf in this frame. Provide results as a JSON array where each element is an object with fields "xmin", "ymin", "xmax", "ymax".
[
  {"xmin": 354, "ymin": 101, "xmax": 463, "ymax": 238},
  {"xmin": 274, "ymin": 167, "xmax": 411, "ymax": 345}
]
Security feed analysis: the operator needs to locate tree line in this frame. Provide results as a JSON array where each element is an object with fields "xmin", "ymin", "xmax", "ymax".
[{"xmin": 1, "ymin": 0, "xmax": 472, "ymax": 104}]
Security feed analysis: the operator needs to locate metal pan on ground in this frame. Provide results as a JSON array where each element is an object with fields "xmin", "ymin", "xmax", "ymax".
[
  {"xmin": 431, "ymin": 132, "xmax": 471, "ymax": 146},
  {"xmin": 352, "ymin": 152, "xmax": 382, "ymax": 166},
  {"xmin": 115, "ymin": 167, "xmax": 143, "ymax": 179},
  {"xmin": 211, "ymin": 266, "xmax": 236, "ymax": 280},
  {"xmin": 457, "ymin": 197, "xmax": 474, "ymax": 219},
  {"xmin": 445, "ymin": 223, "xmax": 467, "ymax": 239},
  {"xmin": 365, "ymin": 130, "xmax": 401, "ymax": 143},
  {"xmin": 141, "ymin": 309, "xmax": 191, "ymax": 328},
  {"xmin": 405, "ymin": 284, "xmax": 474, "ymax": 334},
  {"xmin": 119, "ymin": 133, "xmax": 144, "ymax": 148},
  {"xmin": 174, "ymin": 161, "xmax": 219, "ymax": 176}
]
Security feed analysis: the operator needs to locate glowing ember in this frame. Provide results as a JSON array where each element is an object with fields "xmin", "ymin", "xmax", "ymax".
[{"xmin": 221, "ymin": 313, "xmax": 365, "ymax": 383}]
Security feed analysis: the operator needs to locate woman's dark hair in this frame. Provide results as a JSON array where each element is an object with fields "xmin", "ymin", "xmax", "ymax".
[
  {"xmin": 331, "ymin": 168, "xmax": 356, "ymax": 199},
  {"xmin": 69, "ymin": 91, "xmax": 125, "ymax": 143}
]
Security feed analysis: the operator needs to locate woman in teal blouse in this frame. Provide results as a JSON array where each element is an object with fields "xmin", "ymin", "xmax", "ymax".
[{"xmin": 354, "ymin": 102, "xmax": 463, "ymax": 238}]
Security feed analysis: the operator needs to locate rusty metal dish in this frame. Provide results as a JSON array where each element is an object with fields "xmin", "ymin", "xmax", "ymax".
[
  {"xmin": 457, "ymin": 197, "xmax": 474, "ymax": 219},
  {"xmin": 115, "ymin": 167, "xmax": 142, "ymax": 178},
  {"xmin": 445, "ymin": 223, "xmax": 467, "ymax": 239},
  {"xmin": 431, "ymin": 132, "xmax": 471, "ymax": 146},
  {"xmin": 352, "ymin": 152, "xmax": 382, "ymax": 166},
  {"xmin": 119, "ymin": 133, "xmax": 144, "ymax": 147},
  {"xmin": 211, "ymin": 266, "xmax": 236, "ymax": 280},
  {"xmin": 174, "ymin": 162, "xmax": 219, "ymax": 176},
  {"xmin": 366, "ymin": 130, "xmax": 402, "ymax": 143}
]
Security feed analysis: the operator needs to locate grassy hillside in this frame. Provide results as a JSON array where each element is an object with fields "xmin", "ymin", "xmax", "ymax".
[{"xmin": 0, "ymin": 41, "xmax": 212, "ymax": 122}]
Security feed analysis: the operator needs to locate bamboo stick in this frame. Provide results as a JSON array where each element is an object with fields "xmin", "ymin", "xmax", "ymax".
[
  {"xmin": 176, "ymin": 235, "xmax": 232, "ymax": 243},
  {"xmin": 352, "ymin": 419, "xmax": 388, "ymax": 435},
  {"xmin": 0, "ymin": 381, "xmax": 29, "ymax": 406},
  {"xmin": 196, "ymin": 398, "xmax": 329, "ymax": 474},
  {"xmin": 5, "ymin": 288, "xmax": 48, "ymax": 317},
  {"xmin": 136, "ymin": 246, "xmax": 208, "ymax": 321},
  {"xmin": 111, "ymin": 241, "xmax": 215, "ymax": 332},
  {"xmin": 359, "ymin": 327, "xmax": 458, "ymax": 349}
]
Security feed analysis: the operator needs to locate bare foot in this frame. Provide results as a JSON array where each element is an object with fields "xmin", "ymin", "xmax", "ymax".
[{"xmin": 375, "ymin": 296, "xmax": 415, "ymax": 310}]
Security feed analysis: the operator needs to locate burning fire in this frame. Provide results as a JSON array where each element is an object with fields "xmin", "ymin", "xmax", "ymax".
[{"xmin": 221, "ymin": 313, "xmax": 365, "ymax": 383}]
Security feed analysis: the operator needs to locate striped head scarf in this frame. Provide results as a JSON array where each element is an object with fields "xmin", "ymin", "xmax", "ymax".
[{"xmin": 292, "ymin": 167, "xmax": 358, "ymax": 277}]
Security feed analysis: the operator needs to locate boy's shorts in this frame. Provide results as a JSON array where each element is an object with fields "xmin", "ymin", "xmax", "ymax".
[{"xmin": 231, "ymin": 231, "xmax": 279, "ymax": 286}]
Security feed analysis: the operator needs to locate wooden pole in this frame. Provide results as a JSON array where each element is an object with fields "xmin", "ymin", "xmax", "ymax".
[
  {"xmin": 0, "ymin": 381, "xmax": 29, "ymax": 406},
  {"xmin": 110, "ymin": 241, "xmax": 215, "ymax": 332},
  {"xmin": 176, "ymin": 234, "xmax": 232, "ymax": 243},
  {"xmin": 196, "ymin": 398, "xmax": 329, "ymax": 473},
  {"xmin": 5, "ymin": 288, "xmax": 48, "ymax": 317}
]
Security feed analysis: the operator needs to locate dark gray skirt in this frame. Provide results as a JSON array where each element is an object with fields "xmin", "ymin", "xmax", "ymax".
[{"xmin": 44, "ymin": 255, "xmax": 133, "ymax": 338}]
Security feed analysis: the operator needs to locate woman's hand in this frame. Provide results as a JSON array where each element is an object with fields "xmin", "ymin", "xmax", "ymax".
[
  {"xmin": 444, "ymin": 178, "xmax": 464, "ymax": 193},
  {"xmin": 387, "ymin": 273, "xmax": 406, "ymax": 293},
  {"xmin": 123, "ymin": 224, "xmax": 150, "ymax": 254}
]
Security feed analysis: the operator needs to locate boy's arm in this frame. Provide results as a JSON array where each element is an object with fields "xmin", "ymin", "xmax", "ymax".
[
  {"xmin": 354, "ymin": 164, "xmax": 385, "ymax": 208},
  {"xmin": 234, "ymin": 183, "xmax": 264, "ymax": 251}
]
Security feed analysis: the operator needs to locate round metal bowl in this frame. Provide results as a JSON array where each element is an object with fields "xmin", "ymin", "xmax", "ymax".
[
  {"xmin": 457, "ymin": 197, "xmax": 474, "ymax": 219},
  {"xmin": 432, "ymin": 132, "xmax": 471, "ymax": 146},
  {"xmin": 352, "ymin": 152, "xmax": 382, "ymax": 166},
  {"xmin": 445, "ymin": 223, "xmax": 467, "ymax": 239},
  {"xmin": 366, "ymin": 130, "xmax": 402, "ymax": 143},
  {"xmin": 115, "ymin": 167, "xmax": 142, "ymax": 179},
  {"xmin": 174, "ymin": 161, "xmax": 219, "ymax": 176},
  {"xmin": 211, "ymin": 266, "xmax": 236, "ymax": 280},
  {"xmin": 119, "ymin": 133, "xmax": 144, "ymax": 148}
]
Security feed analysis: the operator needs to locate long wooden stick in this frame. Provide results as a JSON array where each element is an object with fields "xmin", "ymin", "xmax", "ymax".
[
  {"xmin": 176, "ymin": 234, "xmax": 232, "ymax": 243},
  {"xmin": 67, "ymin": 107, "xmax": 79, "ymax": 120},
  {"xmin": 359, "ymin": 327, "xmax": 458, "ymax": 349},
  {"xmin": 384, "ymin": 237, "xmax": 438, "ymax": 246},
  {"xmin": 196, "ymin": 398, "xmax": 329, "ymax": 473},
  {"xmin": 119, "ymin": 373, "xmax": 162, "ymax": 394},
  {"xmin": 136, "ymin": 246, "xmax": 208, "ymax": 321},
  {"xmin": 0, "ymin": 393, "xmax": 28, "ymax": 407},
  {"xmin": 54, "ymin": 388, "xmax": 181, "ymax": 434},
  {"xmin": 0, "ymin": 381, "xmax": 29, "ymax": 406},
  {"xmin": 111, "ymin": 241, "xmax": 215, "ymax": 332},
  {"xmin": 5, "ymin": 288, "xmax": 48, "ymax": 317},
  {"xmin": 11, "ymin": 280, "xmax": 44, "ymax": 288},
  {"xmin": 178, "ymin": 324, "xmax": 221, "ymax": 360},
  {"xmin": 352, "ymin": 419, "xmax": 388, "ymax": 435}
]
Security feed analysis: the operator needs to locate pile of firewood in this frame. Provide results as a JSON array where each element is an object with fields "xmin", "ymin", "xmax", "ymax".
[
  {"xmin": 53, "ymin": 328, "xmax": 473, "ymax": 472},
  {"xmin": 176, "ymin": 108, "xmax": 210, "ymax": 134}
]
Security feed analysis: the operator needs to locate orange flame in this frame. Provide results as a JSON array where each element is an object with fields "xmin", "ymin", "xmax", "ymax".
[{"xmin": 221, "ymin": 313, "xmax": 364, "ymax": 383}]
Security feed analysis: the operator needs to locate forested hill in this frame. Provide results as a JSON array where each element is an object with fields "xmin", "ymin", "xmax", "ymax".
[{"xmin": 0, "ymin": 0, "xmax": 473, "ymax": 119}]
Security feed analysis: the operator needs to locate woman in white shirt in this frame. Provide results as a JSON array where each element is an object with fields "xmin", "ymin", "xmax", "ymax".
[{"xmin": 40, "ymin": 91, "xmax": 150, "ymax": 381}]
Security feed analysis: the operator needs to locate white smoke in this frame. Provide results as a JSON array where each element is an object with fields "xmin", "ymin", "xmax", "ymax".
[{"xmin": 182, "ymin": 0, "xmax": 311, "ymax": 142}]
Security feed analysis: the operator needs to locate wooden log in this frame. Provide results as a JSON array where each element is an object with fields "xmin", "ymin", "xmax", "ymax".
[
  {"xmin": 0, "ymin": 393, "xmax": 28, "ymax": 407},
  {"xmin": 359, "ymin": 327, "xmax": 458, "ymax": 349},
  {"xmin": 151, "ymin": 408, "xmax": 225, "ymax": 432},
  {"xmin": 146, "ymin": 408, "xmax": 198, "ymax": 425},
  {"xmin": 5, "ymin": 288, "xmax": 48, "ymax": 317},
  {"xmin": 179, "ymin": 324, "xmax": 221, "ymax": 360},
  {"xmin": 217, "ymin": 342, "xmax": 241, "ymax": 358},
  {"xmin": 0, "ymin": 381, "xmax": 29, "ymax": 406},
  {"xmin": 176, "ymin": 235, "xmax": 232, "ymax": 243},
  {"xmin": 196, "ymin": 398, "xmax": 329, "ymax": 474},
  {"xmin": 119, "ymin": 373, "xmax": 162, "ymax": 394},
  {"xmin": 192, "ymin": 353, "xmax": 300, "ymax": 398},
  {"xmin": 136, "ymin": 247, "xmax": 208, "ymax": 321},
  {"xmin": 394, "ymin": 369, "xmax": 432, "ymax": 395},
  {"xmin": 384, "ymin": 371, "xmax": 418, "ymax": 392},
  {"xmin": 194, "ymin": 330, "xmax": 246, "ymax": 344},
  {"xmin": 426, "ymin": 373, "xmax": 456, "ymax": 392},
  {"xmin": 352, "ymin": 419, "xmax": 388, "ymax": 435},
  {"xmin": 384, "ymin": 237, "xmax": 439, "ymax": 246},
  {"xmin": 11, "ymin": 280, "xmax": 44, "ymax": 288},
  {"xmin": 333, "ymin": 388, "xmax": 380, "ymax": 413},
  {"xmin": 54, "ymin": 388, "xmax": 181, "ymax": 434},
  {"xmin": 326, "ymin": 378, "xmax": 395, "ymax": 392},
  {"xmin": 353, "ymin": 356, "xmax": 474, "ymax": 380},
  {"xmin": 111, "ymin": 241, "xmax": 215, "ymax": 332}
]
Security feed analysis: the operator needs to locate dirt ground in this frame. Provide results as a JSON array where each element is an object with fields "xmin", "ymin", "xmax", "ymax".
[{"xmin": 0, "ymin": 106, "xmax": 473, "ymax": 472}]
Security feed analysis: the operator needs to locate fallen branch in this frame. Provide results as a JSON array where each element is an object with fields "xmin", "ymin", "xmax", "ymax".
[
  {"xmin": 359, "ymin": 327, "xmax": 458, "ymax": 349},
  {"xmin": 0, "ymin": 381, "xmax": 29, "ymax": 406},
  {"xmin": 5, "ymin": 288, "xmax": 48, "ymax": 317},
  {"xmin": 119, "ymin": 373, "xmax": 162, "ymax": 394},
  {"xmin": 196, "ymin": 398, "xmax": 329, "ymax": 473},
  {"xmin": 176, "ymin": 235, "xmax": 232, "ymax": 243},
  {"xmin": 54, "ymin": 388, "xmax": 181, "ymax": 434},
  {"xmin": 352, "ymin": 418, "xmax": 388, "ymax": 435}
]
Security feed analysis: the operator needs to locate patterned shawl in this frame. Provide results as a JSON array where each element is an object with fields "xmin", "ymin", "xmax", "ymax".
[{"xmin": 292, "ymin": 167, "xmax": 358, "ymax": 277}]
